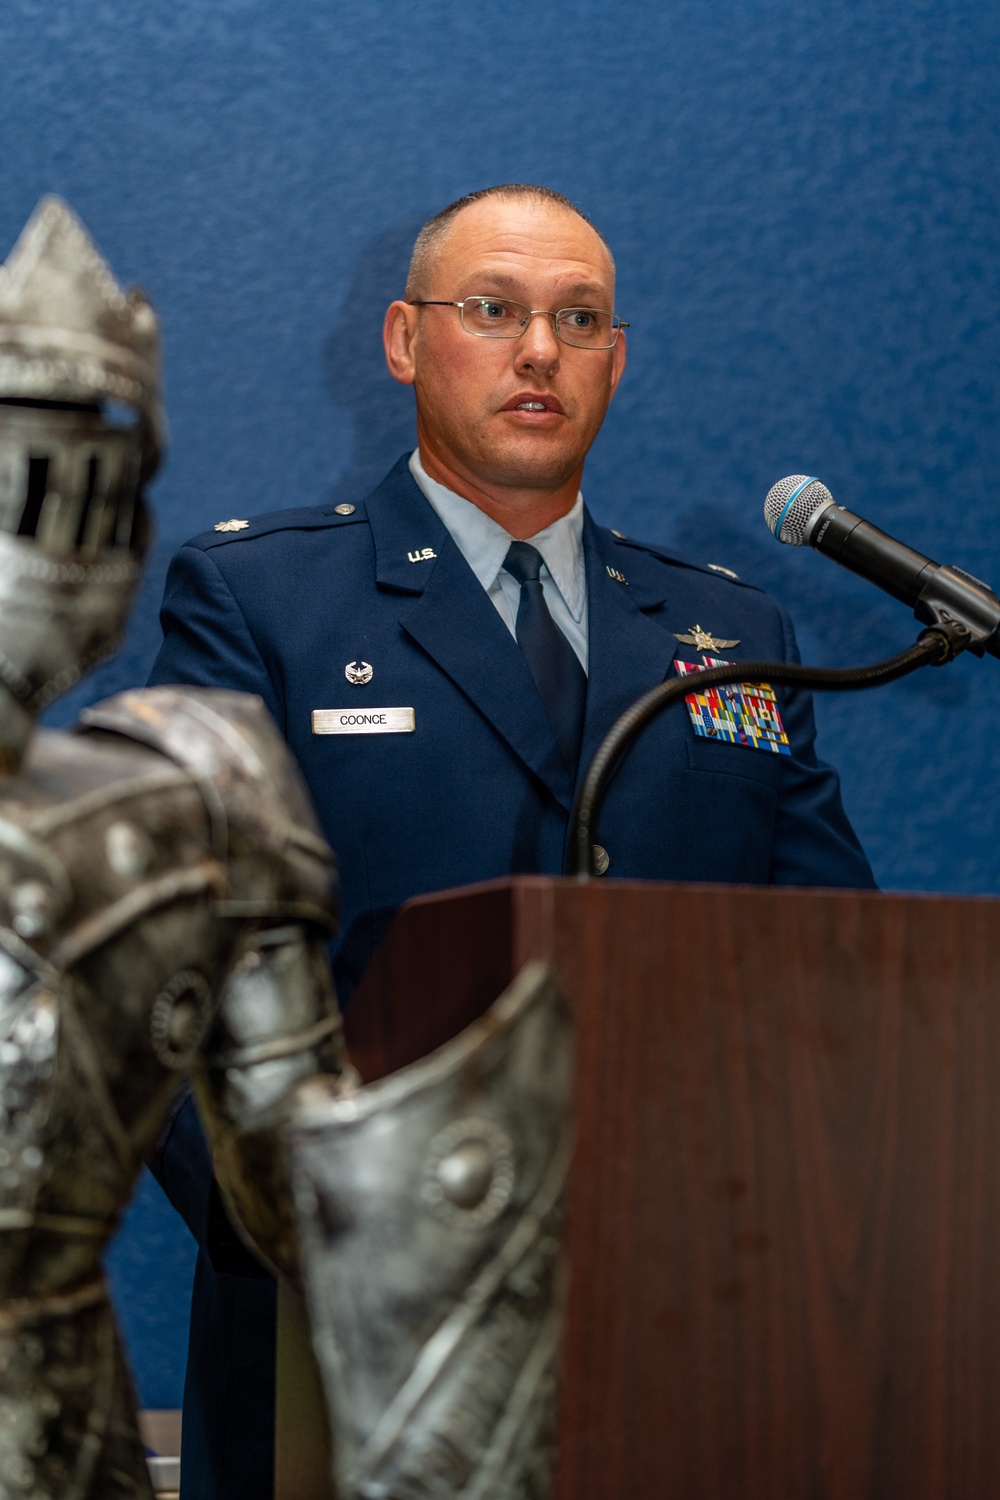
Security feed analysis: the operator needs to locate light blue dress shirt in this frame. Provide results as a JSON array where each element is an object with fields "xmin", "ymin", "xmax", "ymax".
[{"xmin": 408, "ymin": 449, "xmax": 589, "ymax": 673}]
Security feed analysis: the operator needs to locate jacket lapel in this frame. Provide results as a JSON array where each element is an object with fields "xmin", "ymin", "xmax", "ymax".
[
  {"xmin": 366, "ymin": 463, "xmax": 574, "ymax": 809},
  {"xmin": 578, "ymin": 512, "xmax": 679, "ymax": 780}
]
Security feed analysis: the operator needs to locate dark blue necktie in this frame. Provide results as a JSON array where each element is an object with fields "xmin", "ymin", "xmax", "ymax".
[{"xmin": 503, "ymin": 540, "xmax": 587, "ymax": 772}]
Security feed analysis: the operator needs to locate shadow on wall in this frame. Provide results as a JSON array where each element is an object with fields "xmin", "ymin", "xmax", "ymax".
[{"xmin": 323, "ymin": 222, "xmax": 421, "ymax": 505}]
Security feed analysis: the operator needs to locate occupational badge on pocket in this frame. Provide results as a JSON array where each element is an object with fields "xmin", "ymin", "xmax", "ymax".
[{"xmin": 675, "ymin": 656, "xmax": 791, "ymax": 755}]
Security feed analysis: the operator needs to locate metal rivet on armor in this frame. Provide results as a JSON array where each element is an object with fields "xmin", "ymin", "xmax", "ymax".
[
  {"xmin": 105, "ymin": 820, "xmax": 152, "ymax": 879},
  {"xmin": 334, "ymin": 503, "xmax": 356, "ymax": 516},
  {"xmin": 508, "ymin": 1268, "xmax": 540, "ymax": 1299},
  {"xmin": 422, "ymin": 1117, "xmax": 516, "ymax": 1228},
  {"xmin": 436, "ymin": 1140, "xmax": 494, "ymax": 1209},
  {"xmin": 150, "ymin": 970, "xmax": 213, "ymax": 1069},
  {"xmin": 10, "ymin": 881, "xmax": 56, "ymax": 939},
  {"xmin": 592, "ymin": 844, "xmax": 610, "ymax": 875}
]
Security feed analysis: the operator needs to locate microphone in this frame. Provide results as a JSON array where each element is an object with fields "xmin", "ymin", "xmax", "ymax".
[{"xmin": 764, "ymin": 475, "xmax": 1000, "ymax": 659}]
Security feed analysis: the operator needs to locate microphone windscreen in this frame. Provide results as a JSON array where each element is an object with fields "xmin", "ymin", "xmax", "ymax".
[{"xmin": 764, "ymin": 475, "xmax": 833, "ymax": 545}]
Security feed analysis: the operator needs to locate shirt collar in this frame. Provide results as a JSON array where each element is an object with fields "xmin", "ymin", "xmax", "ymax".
[{"xmin": 408, "ymin": 450, "xmax": 586, "ymax": 622}]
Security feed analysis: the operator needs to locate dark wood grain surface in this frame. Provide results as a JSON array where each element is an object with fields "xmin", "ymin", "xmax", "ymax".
[{"xmin": 347, "ymin": 877, "xmax": 1000, "ymax": 1499}]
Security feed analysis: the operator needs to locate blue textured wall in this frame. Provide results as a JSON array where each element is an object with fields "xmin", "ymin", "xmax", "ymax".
[{"xmin": 2, "ymin": 0, "xmax": 997, "ymax": 1408}]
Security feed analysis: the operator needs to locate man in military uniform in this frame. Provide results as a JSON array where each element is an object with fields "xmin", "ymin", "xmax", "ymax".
[{"xmin": 149, "ymin": 183, "xmax": 875, "ymax": 1498}]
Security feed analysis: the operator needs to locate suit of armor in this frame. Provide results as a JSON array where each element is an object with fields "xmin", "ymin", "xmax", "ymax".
[{"xmin": 0, "ymin": 200, "xmax": 345, "ymax": 1499}]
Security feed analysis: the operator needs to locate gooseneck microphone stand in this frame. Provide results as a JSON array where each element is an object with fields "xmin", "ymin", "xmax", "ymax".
[{"xmin": 566, "ymin": 621, "xmax": 972, "ymax": 879}]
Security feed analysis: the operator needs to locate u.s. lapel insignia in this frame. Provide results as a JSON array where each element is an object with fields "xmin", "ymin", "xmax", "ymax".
[
  {"xmin": 214, "ymin": 518, "xmax": 249, "ymax": 533},
  {"xmin": 674, "ymin": 623, "xmax": 740, "ymax": 653},
  {"xmin": 606, "ymin": 565, "xmax": 628, "ymax": 584},
  {"xmin": 675, "ymin": 655, "xmax": 791, "ymax": 755},
  {"xmin": 407, "ymin": 547, "xmax": 437, "ymax": 563},
  {"xmin": 345, "ymin": 660, "xmax": 373, "ymax": 686}
]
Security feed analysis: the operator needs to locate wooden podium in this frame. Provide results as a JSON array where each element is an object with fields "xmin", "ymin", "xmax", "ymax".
[{"xmin": 337, "ymin": 875, "xmax": 1000, "ymax": 1500}]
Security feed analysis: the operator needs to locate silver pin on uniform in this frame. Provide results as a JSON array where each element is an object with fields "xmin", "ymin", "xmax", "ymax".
[
  {"xmin": 674, "ymin": 624, "xmax": 741, "ymax": 653},
  {"xmin": 345, "ymin": 661, "xmax": 373, "ymax": 686}
]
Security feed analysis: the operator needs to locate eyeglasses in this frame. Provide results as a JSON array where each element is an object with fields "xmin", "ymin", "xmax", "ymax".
[{"xmin": 409, "ymin": 296, "xmax": 629, "ymax": 349}]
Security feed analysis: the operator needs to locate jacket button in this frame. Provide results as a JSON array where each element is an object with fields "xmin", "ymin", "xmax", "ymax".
[
  {"xmin": 592, "ymin": 844, "xmax": 610, "ymax": 875},
  {"xmin": 334, "ymin": 503, "xmax": 356, "ymax": 516}
]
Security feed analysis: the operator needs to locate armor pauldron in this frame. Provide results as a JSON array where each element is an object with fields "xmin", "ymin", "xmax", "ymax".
[{"xmin": 80, "ymin": 687, "xmax": 334, "ymax": 923}]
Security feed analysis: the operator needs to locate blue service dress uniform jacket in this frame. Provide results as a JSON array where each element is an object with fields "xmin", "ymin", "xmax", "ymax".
[{"xmin": 147, "ymin": 455, "xmax": 875, "ymax": 1499}]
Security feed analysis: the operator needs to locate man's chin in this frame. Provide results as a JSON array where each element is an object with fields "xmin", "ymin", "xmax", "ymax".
[{"xmin": 471, "ymin": 436, "xmax": 583, "ymax": 493}]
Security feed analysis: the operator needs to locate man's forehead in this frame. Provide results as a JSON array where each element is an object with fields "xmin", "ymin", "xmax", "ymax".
[{"xmin": 431, "ymin": 198, "xmax": 615, "ymax": 297}]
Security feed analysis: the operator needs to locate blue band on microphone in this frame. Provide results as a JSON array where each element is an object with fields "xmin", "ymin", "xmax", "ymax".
[{"xmin": 775, "ymin": 477, "xmax": 818, "ymax": 541}]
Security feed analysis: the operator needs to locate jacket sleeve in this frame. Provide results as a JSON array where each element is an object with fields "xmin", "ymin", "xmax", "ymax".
[
  {"xmin": 148, "ymin": 543, "xmax": 283, "ymax": 726},
  {"xmin": 147, "ymin": 1086, "xmax": 270, "ymax": 1276},
  {"xmin": 769, "ymin": 604, "xmax": 877, "ymax": 890}
]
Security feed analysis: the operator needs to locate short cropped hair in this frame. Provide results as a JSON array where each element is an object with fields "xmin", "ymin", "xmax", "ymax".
[{"xmin": 405, "ymin": 184, "xmax": 613, "ymax": 301}]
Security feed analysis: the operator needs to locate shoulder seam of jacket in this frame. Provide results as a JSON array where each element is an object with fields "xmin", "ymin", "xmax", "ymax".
[
  {"xmin": 608, "ymin": 531, "xmax": 763, "ymax": 592},
  {"xmin": 192, "ymin": 509, "xmax": 367, "ymax": 550}
]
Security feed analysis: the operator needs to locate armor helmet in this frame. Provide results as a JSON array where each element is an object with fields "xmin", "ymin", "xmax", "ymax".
[{"xmin": 0, "ymin": 197, "xmax": 162, "ymax": 770}]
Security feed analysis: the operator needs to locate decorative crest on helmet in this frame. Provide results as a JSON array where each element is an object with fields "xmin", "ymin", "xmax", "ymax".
[{"xmin": 0, "ymin": 196, "xmax": 162, "ymax": 469}]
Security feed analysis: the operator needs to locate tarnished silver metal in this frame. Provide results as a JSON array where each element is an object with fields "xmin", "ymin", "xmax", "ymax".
[
  {"xmin": 0, "ymin": 529, "xmax": 143, "ymax": 726},
  {"xmin": 0, "ymin": 195, "xmax": 163, "ymax": 465},
  {"xmin": 0, "ymin": 693, "xmax": 344, "ymax": 1498},
  {"xmin": 286, "ymin": 962, "xmax": 574, "ymax": 1500},
  {"xmin": 0, "ymin": 199, "xmax": 160, "ymax": 772},
  {"xmin": 0, "ymin": 201, "xmax": 346, "ymax": 1498}
]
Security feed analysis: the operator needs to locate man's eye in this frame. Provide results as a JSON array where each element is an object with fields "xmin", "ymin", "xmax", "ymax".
[
  {"xmin": 480, "ymin": 301, "xmax": 509, "ymax": 318},
  {"xmin": 564, "ymin": 309, "xmax": 596, "ymax": 328}
]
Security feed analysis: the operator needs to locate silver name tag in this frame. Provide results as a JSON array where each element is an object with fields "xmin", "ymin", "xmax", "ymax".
[{"xmin": 312, "ymin": 707, "xmax": 415, "ymax": 735}]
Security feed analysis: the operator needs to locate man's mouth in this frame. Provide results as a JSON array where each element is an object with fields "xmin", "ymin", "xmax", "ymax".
[{"xmin": 501, "ymin": 393, "xmax": 565, "ymax": 415}]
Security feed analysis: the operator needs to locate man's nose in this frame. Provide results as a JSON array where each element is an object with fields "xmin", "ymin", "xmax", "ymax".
[{"xmin": 513, "ymin": 311, "xmax": 561, "ymax": 373}]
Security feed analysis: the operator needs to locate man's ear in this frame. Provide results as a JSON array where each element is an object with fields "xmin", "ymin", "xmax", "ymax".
[
  {"xmin": 608, "ymin": 328, "xmax": 627, "ymax": 399},
  {"xmin": 383, "ymin": 301, "xmax": 419, "ymax": 386}
]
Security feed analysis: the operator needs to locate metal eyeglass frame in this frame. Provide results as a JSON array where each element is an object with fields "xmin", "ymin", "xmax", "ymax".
[{"xmin": 408, "ymin": 296, "xmax": 629, "ymax": 350}]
